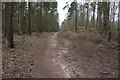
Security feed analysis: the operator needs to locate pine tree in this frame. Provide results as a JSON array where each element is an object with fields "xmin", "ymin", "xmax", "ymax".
[
  {"xmin": 118, "ymin": 1, "xmax": 120, "ymax": 44},
  {"xmin": 8, "ymin": 2, "xmax": 14, "ymax": 48},
  {"xmin": 28, "ymin": 2, "xmax": 31, "ymax": 35},
  {"xmin": 85, "ymin": 3, "xmax": 89, "ymax": 29},
  {"xmin": 92, "ymin": 2, "xmax": 96, "ymax": 27},
  {"xmin": 75, "ymin": 1, "xmax": 77, "ymax": 31},
  {"xmin": 39, "ymin": 2, "xmax": 42, "ymax": 32}
]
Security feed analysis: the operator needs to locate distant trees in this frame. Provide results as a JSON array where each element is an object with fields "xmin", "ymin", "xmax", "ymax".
[
  {"xmin": 63, "ymin": 1, "xmax": 78, "ymax": 31},
  {"xmin": 2, "ymin": 2, "xmax": 59, "ymax": 48},
  {"xmin": 79, "ymin": 5, "xmax": 85, "ymax": 27},
  {"xmin": 2, "ymin": 1, "xmax": 119, "ymax": 48},
  {"xmin": 61, "ymin": 1, "xmax": 119, "ymax": 42},
  {"xmin": 17, "ymin": 2, "xmax": 26, "ymax": 35}
]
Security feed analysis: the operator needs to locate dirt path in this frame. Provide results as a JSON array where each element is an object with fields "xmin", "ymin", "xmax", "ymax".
[
  {"xmin": 31, "ymin": 32, "xmax": 68, "ymax": 78},
  {"xmin": 2, "ymin": 29, "xmax": 118, "ymax": 78},
  {"xmin": 31, "ymin": 30, "xmax": 118, "ymax": 78},
  {"xmin": 55, "ymin": 30, "xmax": 118, "ymax": 78}
]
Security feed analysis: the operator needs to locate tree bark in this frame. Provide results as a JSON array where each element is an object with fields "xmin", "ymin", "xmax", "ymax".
[
  {"xmin": 21, "ymin": 2, "xmax": 25, "ymax": 34},
  {"xmin": 75, "ymin": 2, "xmax": 77, "ymax": 31},
  {"xmin": 111, "ymin": 2, "xmax": 115, "ymax": 38},
  {"xmin": 96, "ymin": 3, "xmax": 98, "ymax": 28},
  {"xmin": 28, "ymin": 2, "xmax": 31, "ymax": 35},
  {"xmin": 8, "ymin": 2, "xmax": 14, "ymax": 48},
  {"xmin": 39, "ymin": 2, "xmax": 42, "ymax": 32},
  {"xmin": 103, "ymin": 2, "xmax": 111, "ymax": 41},
  {"xmin": 4, "ymin": 3, "xmax": 9, "ymax": 39},
  {"xmin": 118, "ymin": 1, "xmax": 120, "ymax": 45},
  {"xmin": 106, "ymin": 2, "xmax": 111, "ymax": 41},
  {"xmin": 92, "ymin": 2, "xmax": 96, "ymax": 27},
  {"xmin": 18, "ymin": 3, "xmax": 22, "ymax": 35},
  {"xmin": 103, "ymin": 2, "xmax": 107, "ymax": 34},
  {"xmin": 86, "ymin": 5, "xmax": 89, "ymax": 29},
  {"xmin": 97, "ymin": 2, "xmax": 102, "ymax": 32}
]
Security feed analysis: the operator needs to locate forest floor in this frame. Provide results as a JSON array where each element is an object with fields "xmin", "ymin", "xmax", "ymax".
[{"xmin": 2, "ymin": 28, "xmax": 118, "ymax": 78}]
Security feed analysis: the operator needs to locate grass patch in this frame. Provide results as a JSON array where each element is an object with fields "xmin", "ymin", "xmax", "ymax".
[
  {"xmin": 73, "ymin": 26, "xmax": 86, "ymax": 29},
  {"xmin": 15, "ymin": 50, "xmax": 29, "ymax": 57}
]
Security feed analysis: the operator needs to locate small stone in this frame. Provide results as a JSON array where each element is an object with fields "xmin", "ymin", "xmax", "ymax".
[
  {"xmin": 73, "ymin": 45, "xmax": 76, "ymax": 48},
  {"xmin": 30, "ymin": 63, "xmax": 34, "ymax": 66},
  {"xmin": 101, "ymin": 71, "xmax": 110, "ymax": 75}
]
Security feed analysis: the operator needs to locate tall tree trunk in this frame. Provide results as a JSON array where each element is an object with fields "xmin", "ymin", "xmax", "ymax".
[
  {"xmin": 3, "ymin": 3, "xmax": 9, "ymax": 41},
  {"xmin": 99, "ymin": 2, "xmax": 102, "ymax": 32},
  {"xmin": 0, "ymin": 2, "xmax": 2, "ymax": 45},
  {"xmin": 75, "ymin": 1, "xmax": 77, "ymax": 31},
  {"xmin": 118, "ymin": 2, "xmax": 120, "ymax": 66},
  {"xmin": 28, "ymin": 2, "xmax": 31, "ymax": 35},
  {"xmin": 103, "ymin": 2, "xmax": 107, "ymax": 34},
  {"xmin": 103, "ymin": 2, "xmax": 111, "ymax": 41},
  {"xmin": 39, "ymin": 2, "xmax": 42, "ymax": 32},
  {"xmin": 86, "ymin": 6, "xmax": 89, "ymax": 29},
  {"xmin": 111, "ymin": 2, "xmax": 115, "ymax": 38},
  {"xmin": 97, "ymin": 2, "xmax": 102, "ymax": 32},
  {"xmin": 18, "ymin": 3, "xmax": 22, "ymax": 35},
  {"xmin": 96, "ymin": 3, "xmax": 98, "ymax": 28},
  {"xmin": 92, "ymin": 2, "xmax": 96, "ymax": 27},
  {"xmin": 106, "ymin": 2, "xmax": 111, "ymax": 41},
  {"xmin": 21, "ymin": 2, "xmax": 25, "ymax": 34},
  {"xmin": 8, "ymin": 2, "xmax": 14, "ymax": 48},
  {"xmin": 118, "ymin": 1, "xmax": 120, "ymax": 45}
]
